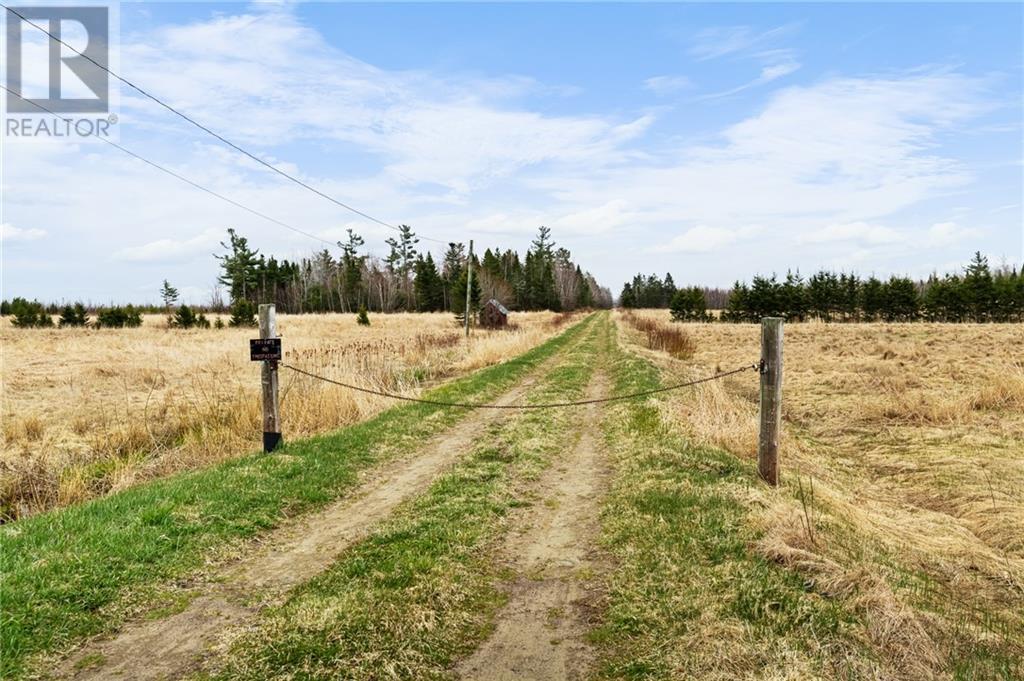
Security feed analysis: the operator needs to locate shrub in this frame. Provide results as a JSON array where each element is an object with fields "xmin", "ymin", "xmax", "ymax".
[
  {"xmin": 9, "ymin": 298, "xmax": 53, "ymax": 328},
  {"xmin": 669, "ymin": 287, "xmax": 711, "ymax": 322},
  {"xmin": 356, "ymin": 305, "xmax": 370, "ymax": 326},
  {"xmin": 96, "ymin": 305, "xmax": 143, "ymax": 328},
  {"xmin": 623, "ymin": 311, "xmax": 696, "ymax": 359},
  {"xmin": 59, "ymin": 303, "xmax": 90, "ymax": 327},
  {"xmin": 228, "ymin": 299, "xmax": 257, "ymax": 328},
  {"xmin": 170, "ymin": 305, "xmax": 197, "ymax": 329}
]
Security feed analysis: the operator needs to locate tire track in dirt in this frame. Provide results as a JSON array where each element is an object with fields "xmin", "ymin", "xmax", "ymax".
[
  {"xmin": 456, "ymin": 373, "xmax": 609, "ymax": 681},
  {"xmin": 55, "ymin": 340, "xmax": 586, "ymax": 681}
]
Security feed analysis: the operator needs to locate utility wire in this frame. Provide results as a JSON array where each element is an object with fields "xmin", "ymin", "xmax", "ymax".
[
  {"xmin": 281, "ymin": 362, "xmax": 760, "ymax": 409},
  {"xmin": 3, "ymin": 4, "xmax": 448, "ymax": 245},
  {"xmin": 1, "ymin": 84, "xmax": 342, "ymax": 248}
]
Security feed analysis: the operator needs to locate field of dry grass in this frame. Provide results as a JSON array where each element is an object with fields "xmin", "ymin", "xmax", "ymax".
[
  {"xmin": 0, "ymin": 311, "xmax": 570, "ymax": 520},
  {"xmin": 618, "ymin": 310, "xmax": 1024, "ymax": 678}
]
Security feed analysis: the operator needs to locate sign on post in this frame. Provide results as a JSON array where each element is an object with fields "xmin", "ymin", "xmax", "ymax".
[
  {"xmin": 250, "ymin": 338, "xmax": 282, "ymax": 362},
  {"xmin": 257, "ymin": 304, "xmax": 282, "ymax": 453}
]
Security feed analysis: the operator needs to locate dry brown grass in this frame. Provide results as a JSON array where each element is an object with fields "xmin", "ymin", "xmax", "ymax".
[
  {"xmin": 621, "ymin": 309, "xmax": 697, "ymax": 359},
  {"xmin": 0, "ymin": 311, "xmax": 571, "ymax": 520},
  {"xmin": 616, "ymin": 310, "xmax": 1024, "ymax": 678}
]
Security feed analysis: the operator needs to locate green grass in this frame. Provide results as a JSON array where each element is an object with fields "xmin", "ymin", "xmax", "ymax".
[
  {"xmin": 199, "ymin": 314, "xmax": 609, "ymax": 680},
  {"xmin": 590, "ymin": 324, "xmax": 874, "ymax": 679},
  {"xmin": 0, "ymin": 315, "xmax": 593, "ymax": 679}
]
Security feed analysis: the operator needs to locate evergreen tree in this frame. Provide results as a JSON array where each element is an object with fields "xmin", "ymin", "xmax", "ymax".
[
  {"xmin": 963, "ymin": 251, "xmax": 995, "ymax": 322},
  {"xmin": 160, "ymin": 280, "xmax": 179, "ymax": 311},
  {"xmin": 58, "ymin": 303, "xmax": 89, "ymax": 327},
  {"xmin": 10, "ymin": 298, "xmax": 54, "ymax": 327},
  {"xmin": 441, "ymin": 242, "xmax": 466, "ymax": 311},
  {"xmin": 216, "ymin": 229, "xmax": 261, "ymax": 304},
  {"xmin": 619, "ymin": 282, "xmax": 636, "ymax": 308},
  {"xmin": 385, "ymin": 224, "xmax": 419, "ymax": 311},
  {"xmin": 861, "ymin": 276, "xmax": 886, "ymax": 321},
  {"xmin": 669, "ymin": 287, "xmax": 709, "ymax": 321},
  {"xmin": 452, "ymin": 266, "xmax": 481, "ymax": 324},
  {"xmin": 780, "ymin": 271, "xmax": 808, "ymax": 321},
  {"xmin": 356, "ymin": 305, "xmax": 370, "ymax": 326},
  {"xmin": 228, "ymin": 298, "xmax": 257, "ymax": 327},
  {"xmin": 882, "ymin": 276, "xmax": 919, "ymax": 321},
  {"xmin": 414, "ymin": 253, "xmax": 445, "ymax": 312}
]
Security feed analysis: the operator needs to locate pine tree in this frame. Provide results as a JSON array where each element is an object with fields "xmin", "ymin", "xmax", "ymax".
[
  {"xmin": 963, "ymin": 251, "xmax": 995, "ymax": 322},
  {"xmin": 228, "ymin": 298, "xmax": 257, "ymax": 327},
  {"xmin": 339, "ymin": 228, "xmax": 365, "ymax": 312},
  {"xmin": 414, "ymin": 253, "xmax": 445, "ymax": 312},
  {"xmin": 452, "ymin": 266, "xmax": 481, "ymax": 324},
  {"xmin": 58, "ymin": 303, "xmax": 89, "ymax": 327},
  {"xmin": 216, "ymin": 229, "xmax": 261, "ymax": 304},
  {"xmin": 385, "ymin": 224, "xmax": 419, "ymax": 311},
  {"xmin": 160, "ymin": 280, "xmax": 179, "ymax": 311},
  {"xmin": 356, "ymin": 305, "xmax": 370, "ymax": 326}
]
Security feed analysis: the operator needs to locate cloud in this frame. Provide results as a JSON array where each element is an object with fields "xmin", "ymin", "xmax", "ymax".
[
  {"xmin": 655, "ymin": 225, "xmax": 761, "ymax": 253},
  {"xmin": 801, "ymin": 221, "xmax": 904, "ymax": 245},
  {"xmin": 688, "ymin": 24, "xmax": 801, "ymax": 99},
  {"xmin": 925, "ymin": 221, "xmax": 981, "ymax": 247},
  {"xmin": 114, "ymin": 228, "xmax": 223, "ymax": 262},
  {"xmin": 688, "ymin": 24, "xmax": 799, "ymax": 61},
  {"xmin": 643, "ymin": 75, "xmax": 692, "ymax": 96},
  {"xmin": 696, "ymin": 58, "xmax": 801, "ymax": 100},
  {"xmin": 118, "ymin": 8, "xmax": 647, "ymax": 195},
  {"xmin": 1, "ymin": 223, "xmax": 47, "ymax": 241}
]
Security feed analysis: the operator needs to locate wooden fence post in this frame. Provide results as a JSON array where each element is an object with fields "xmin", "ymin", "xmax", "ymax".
[
  {"xmin": 259, "ymin": 304, "xmax": 282, "ymax": 452},
  {"xmin": 465, "ymin": 239, "xmax": 474, "ymax": 338},
  {"xmin": 758, "ymin": 317, "xmax": 783, "ymax": 485}
]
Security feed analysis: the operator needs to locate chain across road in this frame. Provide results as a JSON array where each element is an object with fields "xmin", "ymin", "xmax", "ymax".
[{"xmin": 281, "ymin": 362, "xmax": 761, "ymax": 410}]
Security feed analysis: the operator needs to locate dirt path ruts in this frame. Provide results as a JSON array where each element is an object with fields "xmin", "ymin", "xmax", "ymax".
[
  {"xmin": 456, "ymin": 373, "xmax": 609, "ymax": 681},
  {"xmin": 56, "ymin": 367, "xmax": 558, "ymax": 680}
]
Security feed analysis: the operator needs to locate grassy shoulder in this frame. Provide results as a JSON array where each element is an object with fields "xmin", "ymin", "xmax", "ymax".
[
  {"xmin": 0, "ymin": 315, "xmax": 593, "ymax": 680},
  {"xmin": 590, "ymin": 324, "xmax": 879, "ymax": 679},
  {"xmin": 196, "ymin": 314, "xmax": 609, "ymax": 680}
]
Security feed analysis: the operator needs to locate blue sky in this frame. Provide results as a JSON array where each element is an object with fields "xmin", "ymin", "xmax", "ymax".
[{"xmin": 2, "ymin": 1, "xmax": 1022, "ymax": 304}]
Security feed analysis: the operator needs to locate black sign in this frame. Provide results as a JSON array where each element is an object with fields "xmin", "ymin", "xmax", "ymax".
[{"xmin": 250, "ymin": 338, "xmax": 282, "ymax": 361}]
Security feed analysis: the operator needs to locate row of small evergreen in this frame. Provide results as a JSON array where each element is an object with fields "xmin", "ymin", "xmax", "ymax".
[
  {"xmin": 624, "ymin": 253, "xmax": 1024, "ymax": 323},
  {"xmin": 2, "ymin": 297, "xmax": 261, "ymax": 329}
]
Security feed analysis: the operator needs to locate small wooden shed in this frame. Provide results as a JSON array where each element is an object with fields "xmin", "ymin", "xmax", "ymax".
[{"xmin": 480, "ymin": 299, "xmax": 510, "ymax": 328}]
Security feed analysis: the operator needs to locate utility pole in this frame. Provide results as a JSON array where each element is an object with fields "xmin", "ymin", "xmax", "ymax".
[{"xmin": 464, "ymin": 239, "xmax": 474, "ymax": 338}]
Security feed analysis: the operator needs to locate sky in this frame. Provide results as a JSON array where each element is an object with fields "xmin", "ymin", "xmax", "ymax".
[{"xmin": 2, "ymin": 1, "xmax": 1022, "ymax": 305}]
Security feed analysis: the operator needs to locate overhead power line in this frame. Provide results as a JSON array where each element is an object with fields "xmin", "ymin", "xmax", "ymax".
[
  {"xmin": 3, "ymin": 3, "xmax": 448, "ymax": 245},
  {"xmin": 2, "ymin": 84, "xmax": 344, "ymax": 248}
]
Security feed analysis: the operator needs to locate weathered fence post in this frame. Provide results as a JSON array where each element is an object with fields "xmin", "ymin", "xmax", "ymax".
[
  {"xmin": 758, "ymin": 317, "xmax": 784, "ymax": 485},
  {"xmin": 259, "ymin": 303, "xmax": 282, "ymax": 452},
  {"xmin": 465, "ymin": 239, "xmax": 474, "ymax": 338}
]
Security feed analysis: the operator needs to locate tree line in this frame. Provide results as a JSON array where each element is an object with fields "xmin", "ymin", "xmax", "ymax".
[
  {"xmin": 619, "ymin": 253, "xmax": 1024, "ymax": 323},
  {"xmin": 2, "ymin": 225, "xmax": 612, "ymax": 328},
  {"xmin": 213, "ymin": 224, "xmax": 611, "ymax": 319}
]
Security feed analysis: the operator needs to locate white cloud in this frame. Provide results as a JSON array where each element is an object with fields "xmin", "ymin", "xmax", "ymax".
[
  {"xmin": 801, "ymin": 221, "xmax": 904, "ymax": 245},
  {"xmin": 688, "ymin": 24, "xmax": 799, "ymax": 61},
  {"xmin": 655, "ymin": 225, "xmax": 761, "ymax": 253},
  {"xmin": 925, "ymin": 221, "xmax": 981, "ymax": 247},
  {"xmin": 114, "ymin": 228, "xmax": 223, "ymax": 262},
  {"xmin": 643, "ymin": 75, "xmax": 692, "ymax": 95},
  {"xmin": 1, "ymin": 223, "xmax": 47, "ymax": 241},
  {"xmin": 688, "ymin": 25, "xmax": 801, "ymax": 99}
]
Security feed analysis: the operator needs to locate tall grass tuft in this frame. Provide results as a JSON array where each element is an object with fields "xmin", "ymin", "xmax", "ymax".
[{"xmin": 621, "ymin": 310, "xmax": 697, "ymax": 359}]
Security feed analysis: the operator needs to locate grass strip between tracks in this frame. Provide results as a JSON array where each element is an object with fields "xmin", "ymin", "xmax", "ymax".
[{"xmin": 197, "ymin": 312, "xmax": 608, "ymax": 680}]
